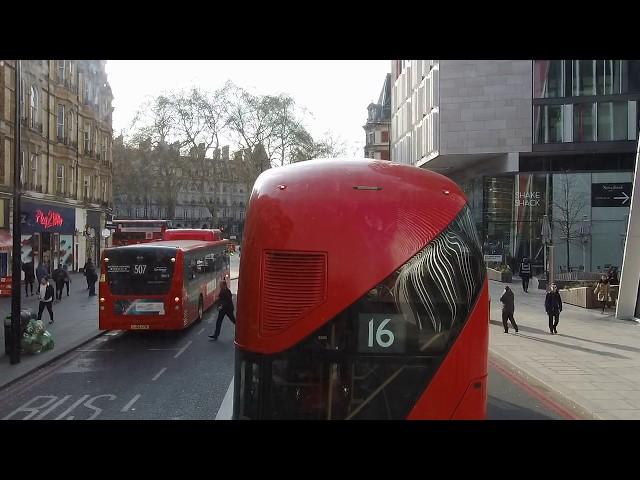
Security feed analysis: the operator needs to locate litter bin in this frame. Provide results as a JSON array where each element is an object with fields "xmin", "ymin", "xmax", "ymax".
[{"xmin": 4, "ymin": 314, "xmax": 12, "ymax": 355}]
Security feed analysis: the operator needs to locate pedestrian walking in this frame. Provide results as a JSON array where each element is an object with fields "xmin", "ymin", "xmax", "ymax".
[
  {"xmin": 63, "ymin": 264, "xmax": 71, "ymax": 297},
  {"xmin": 607, "ymin": 267, "xmax": 619, "ymax": 285},
  {"xmin": 545, "ymin": 283, "xmax": 562, "ymax": 334},
  {"xmin": 208, "ymin": 281, "xmax": 236, "ymax": 341},
  {"xmin": 594, "ymin": 275, "xmax": 611, "ymax": 313},
  {"xmin": 37, "ymin": 277, "xmax": 55, "ymax": 324},
  {"xmin": 85, "ymin": 259, "xmax": 98, "ymax": 297},
  {"xmin": 83, "ymin": 259, "xmax": 94, "ymax": 290},
  {"xmin": 36, "ymin": 260, "xmax": 49, "ymax": 294},
  {"xmin": 52, "ymin": 264, "xmax": 69, "ymax": 301},
  {"xmin": 499, "ymin": 285, "xmax": 518, "ymax": 333},
  {"xmin": 22, "ymin": 259, "xmax": 35, "ymax": 296},
  {"xmin": 519, "ymin": 256, "xmax": 532, "ymax": 293}
]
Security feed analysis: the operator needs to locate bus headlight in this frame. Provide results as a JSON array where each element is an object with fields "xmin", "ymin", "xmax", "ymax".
[
  {"xmin": 100, "ymin": 297, "xmax": 105, "ymax": 303},
  {"xmin": 174, "ymin": 297, "xmax": 180, "ymax": 303}
]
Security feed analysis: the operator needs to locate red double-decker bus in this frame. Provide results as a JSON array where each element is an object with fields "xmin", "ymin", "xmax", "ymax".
[
  {"xmin": 233, "ymin": 159, "xmax": 488, "ymax": 419},
  {"xmin": 99, "ymin": 230, "xmax": 230, "ymax": 330},
  {"xmin": 111, "ymin": 219, "xmax": 171, "ymax": 246}
]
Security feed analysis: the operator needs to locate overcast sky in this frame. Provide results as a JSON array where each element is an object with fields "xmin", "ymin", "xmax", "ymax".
[{"xmin": 105, "ymin": 60, "xmax": 391, "ymax": 158}]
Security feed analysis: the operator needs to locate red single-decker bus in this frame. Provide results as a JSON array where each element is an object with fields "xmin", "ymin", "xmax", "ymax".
[
  {"xmin": 111, "ymin": 219, "xmax": 171, "ymax": 246},
  {"xmin": 99, "ymin": 235, "xmax": 230, "ymax": 331}
]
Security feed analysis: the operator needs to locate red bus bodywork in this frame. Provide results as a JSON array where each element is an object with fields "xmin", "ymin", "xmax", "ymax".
[
  {"xmin": 99, "ymin": 239, "xmax": 230, "ymax": 331},
  {"xmin": 233, "ymin": 159, "xmax": 488, "ymax": 419},
  {"xmin": 111, "ymin": 219, "xmax": 171, "ymax": 246}
]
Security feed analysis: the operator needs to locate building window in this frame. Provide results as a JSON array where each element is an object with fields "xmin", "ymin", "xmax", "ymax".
[
  {"xmin": 381, "ymin": 131, "xmax": 389, "ymax": 143},
  {"xmin": 368, "ymin": 132, "xmax": 375, "ymax": 145},
  {"xmin": 573, "ymin": 103, "xmax": 596, "ymax": 142},
  {"xmin": 84, "ymin": 127, "xmax": 91, "ymax": 153},
  {"xmin": 102, "ymin": 137, "xmax": 108, "ymax": 161},
  {"xmin": 573, "ymin": 60, "xmax": 596, "ymax": 97},
  {"xmin": 57, "ymin": 60, "xmax": 65, "ymax": 82},
  {"xmin": 30, "ymin": 85, "xmax": 39, "ymax": 128},
  {"xmin": 56, "ymin": 164, "xmax": 65, "ymax": 194},
  {"xmin": 597, "ymin": 102, "xmax": 628, "ymax": 141},
  {"xmin": 57, "ymin": 104, "xmax": 65, "ymax": 140},
  {"xmin": 84, "ymin": 176, "xmax": 90, "ymax": 200},
  {"xmin": 20, "ymin": 79, "xmax": 26, "ymax": 118},
  {"xmin": 596, "ymin": 60, "xmax": 623, "ymax": 95},
  {"xmin": 68, "ymin": 111, "xmax": 75, "ymax": 142},
  {"xmin": 533, "ymin": 60, "xmax": 564, "ymax": 98},
  {"xmin": 534, "ymin": 105, "xmax": 563, "ymax": 143},
  {"xmin": 30, "ymin": 154, "xmax": 38, "ymax": 188},
  {"xmin": 629, "ymin": 60, "xmax": 640, "ymax": 94}
]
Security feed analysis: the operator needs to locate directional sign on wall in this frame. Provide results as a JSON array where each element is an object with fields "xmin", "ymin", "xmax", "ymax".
[{"xmin": 591, "ymin": 183, "xmax": 633, "ymax": 207}]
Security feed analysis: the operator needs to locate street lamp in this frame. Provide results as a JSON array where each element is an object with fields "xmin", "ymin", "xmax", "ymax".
[
  {"xmin": 578, "ymin": 215, "xmax": 591, "ymax": 272},
  {"xmin": 10, "ymin": 60, "xmax": 23, "ymax": 364},
  {"xmin": 541, "ymin": 214, "xmax": 552, "ymax": 286}
]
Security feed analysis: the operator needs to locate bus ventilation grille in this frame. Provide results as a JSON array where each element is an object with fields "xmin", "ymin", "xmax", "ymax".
[{"xmin": 261, "ymin": 251, "xmax": 327, "ymax": 336}]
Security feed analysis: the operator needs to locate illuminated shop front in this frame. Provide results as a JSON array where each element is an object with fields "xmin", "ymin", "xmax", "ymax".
[{"xmin": 20, "ymin": 199, "xmax": 76, "ymax": 272}]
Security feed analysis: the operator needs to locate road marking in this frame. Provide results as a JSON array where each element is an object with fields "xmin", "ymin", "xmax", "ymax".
[
  {"xmin": 84, "ymin": 394, "xmax": 117, "ymax": 420},
  {"xmin": 174, "ymin": 340, "xmax": 193, "ymax": 359},
  {"xmin": 216, "ymin": 378, "xmax": 234, "ymax": 420},
  {"xmin": 197, "ymin": 328, "xmax": 205, "ymax": 335},
  {"xmin": 489, "ymin": 358, "xmax": 582, "ymax": 420},
  {"xmin": 35, "ymin": 395, "xmax": 72, "ymax": 420},
  {"xmin": 152, "ymin": 367, "xmax": 167, "ymax": 381},
  {"xmin": 55, "ymin": 395, "xmax": 90, "ymax": 420},
  {"xmin": 3, "ymin": 395, "xmax": 58, "ymax": 420},
  {"xmin": 77, "ymin": 349, "xmax": 115, "ymax": 352},
  {"xmin": 121, "ymin": 394, "xmax": 141, "ymax": 412}
]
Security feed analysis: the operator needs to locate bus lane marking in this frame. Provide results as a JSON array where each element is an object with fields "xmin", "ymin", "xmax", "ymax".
[
  {"xmin": 3, "ymin": 395, "xmax": 59, "ymax": 420},
  {"xmin": 34, "ymin": 395, "xmax": 72, "ymax": 420},
  {"xmin": 197, "ymin": 328, "xmax": 205, "ymax": 335},
  {"xmin": 55, "ymin": 395, "xmax": 90, "ymax": 420},
  {"xmin": 84, "ymin": 394, "xmax": 117, "ymax": 420},
  {"xmin": 121, "ymin": 394, "xmax": 141, "ymax": 412},
  {"xmin": 174, "ymin": 340, "xmax": 193, "ymax": 359},
  {"xmin": 152, "ymin": 367, "xmax": 167, "ymax": 381}
]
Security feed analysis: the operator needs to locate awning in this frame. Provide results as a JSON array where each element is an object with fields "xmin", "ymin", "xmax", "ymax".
[{"xmin": 0, "ymin": 230, "xmax": 12, "ymax": 252}]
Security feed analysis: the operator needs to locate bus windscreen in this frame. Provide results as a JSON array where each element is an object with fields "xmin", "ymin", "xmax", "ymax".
[{"xmin": 106, "ymin": 247, "xmax": 176, "ymax": 295}]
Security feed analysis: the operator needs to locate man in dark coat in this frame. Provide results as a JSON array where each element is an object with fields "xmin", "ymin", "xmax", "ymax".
[
  {"xmin": 499, "ymin": 285, "xmax": 518, "ymax": 334},
  {"xmin": 545, "ymin": 283, "xmax": 563, "ymax": 334},
  {"xmin": 52, "ymin": 264, "xmax": 70, "ymax": 301},
  {"xmin": 209, "ymin": 281, "xmax": 236, "ymax": 341},
  {"xmin": 519, "ymin": 257, "xmax": 532, "ymax": 293},
  {"xmin": 84, "ymin": 259, "xmax": 98, "ymax": 297},
  {"xmin": 37, "ymin": 277, "xmax": 55, "ymax": 324},
  {"xmin": 22, "ymin": 260, "xmax": 35, "ymax": 296}
]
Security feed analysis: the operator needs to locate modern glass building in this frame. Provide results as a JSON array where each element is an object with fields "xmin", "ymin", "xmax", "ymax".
[{"xmin": 391, "ymin": 60, "xmax": 640, "ymax": 275}]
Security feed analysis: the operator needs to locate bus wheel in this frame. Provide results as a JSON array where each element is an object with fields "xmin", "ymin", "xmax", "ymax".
[{"xmin": 196, "ymin": 297, "xmax": 204, "ymax": 323}]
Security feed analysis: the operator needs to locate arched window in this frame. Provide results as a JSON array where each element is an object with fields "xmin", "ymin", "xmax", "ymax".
[{"xmin": 30, "ymin": 85, "xmax": 39, "ymax": 128}]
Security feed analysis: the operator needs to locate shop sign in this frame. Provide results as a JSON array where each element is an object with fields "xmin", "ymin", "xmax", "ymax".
[
  {"xmin": 21, "ymin": 200, "xmax": 75, "ymax": 234},
  {"xmin": 514, "ymin": 191, "xmax": 542, "ymax": 207}
]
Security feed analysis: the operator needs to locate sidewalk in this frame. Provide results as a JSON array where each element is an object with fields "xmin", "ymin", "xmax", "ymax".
[
  {"xmin": 0, "ymin": 273, "xmax": 103, "ymax": 390},
  {"xmin": 489, "ymin": 276, "xmax": 640, "ymax": 420}
]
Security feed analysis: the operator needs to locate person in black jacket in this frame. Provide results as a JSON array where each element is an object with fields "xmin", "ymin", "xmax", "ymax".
[
  {"xmin": 52, "ymin": 264, "xmax": 70, "ymax": 301},
  {"xmin": 545, "ymin": 283, "xmax": 563, "ymax": 334},
  {"xmin": 499, "ymin": 285, "xmax": 518, "ymax": 333},
  {"xmin": 519, "ymin": 257, "xmax": 532, "ymax": 293},
  {"xmin": 37, "ymin": 277, "xmax": 55, "ymax": 324},
  {"xmin": 22, "ymin": 260, "xmax": 35, "ymax": 296},
  {"xmin": 209, "ymin": 281, "xmax": 236, "ymax": 341},
  {"xmin": 85, "ymin": 260, "xmax": 98, "ymax": 297}
]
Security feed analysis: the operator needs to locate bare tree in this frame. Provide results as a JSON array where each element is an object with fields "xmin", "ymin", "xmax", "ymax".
[
  {"xmin": 291, "ymin": 130, "xmax": 347, "ymax": 162},
  {"xmin": 552, "ymin": 173, "xmax": 589, "ymax": 272}
]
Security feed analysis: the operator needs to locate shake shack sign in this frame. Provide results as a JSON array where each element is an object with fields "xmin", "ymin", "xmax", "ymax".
[
  {"xmin": 515, "ymin": 191, "xmax": 541, "ymax": 207},
  {"xmin": 592, "ymin": 183, "xmax": 632, "ymax": 207}
]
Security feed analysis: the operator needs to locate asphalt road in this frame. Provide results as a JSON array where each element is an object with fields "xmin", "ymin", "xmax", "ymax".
[{"xmin": 0, "ymin": 254, "xmax": 572, "ymax": 420}]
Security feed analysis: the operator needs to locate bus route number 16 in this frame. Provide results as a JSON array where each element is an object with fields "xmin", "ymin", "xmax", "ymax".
[
  {"xmin": 134, "ymin": 264, "xmax": 147, "ymax": 275},
  {"xmin": 368, "ymin": 318, "xmax": 395, "ymax": 348}
]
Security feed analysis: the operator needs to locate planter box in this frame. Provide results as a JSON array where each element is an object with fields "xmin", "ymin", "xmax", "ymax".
[
  {"xmin": 487, "ymin": 268, "xmax": 512, "ymax": 283},
  {"xmin": 560, "ymin": 287, "xmax": 599, "ymax": 309}
]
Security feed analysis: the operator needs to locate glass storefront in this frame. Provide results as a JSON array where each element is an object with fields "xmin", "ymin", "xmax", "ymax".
[{"xmin": 462, "ymin": 170, "xmax": 633, "ymax": 276}]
